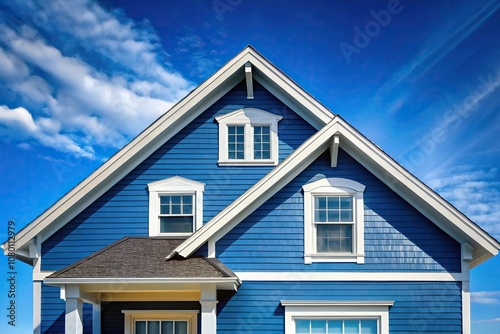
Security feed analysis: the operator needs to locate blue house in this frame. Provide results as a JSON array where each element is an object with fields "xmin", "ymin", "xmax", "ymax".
[{"xmin": 4, "ymin": 46, "xmax": 499, "ymax": 334}]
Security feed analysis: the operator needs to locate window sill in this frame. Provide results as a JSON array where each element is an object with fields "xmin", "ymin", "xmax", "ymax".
[
  {"xmin": 305, "ymin": 253, "xmax": 365, "ymax": 264},
  {"xmin": 218, "ymin": 160, "xmax": 277, "ymax": 166}
]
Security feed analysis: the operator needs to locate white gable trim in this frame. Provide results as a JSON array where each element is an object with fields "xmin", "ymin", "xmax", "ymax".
[
  {"xmin": 173, "ymin": 117, "xmax": 499, "ymax": 266},
  {"xmin": 2, "ymin": 46, "xmax": 335, "ymax": 257}
]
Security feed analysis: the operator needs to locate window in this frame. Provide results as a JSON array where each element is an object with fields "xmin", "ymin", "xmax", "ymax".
[
  {"xmin": 282, "ymin": 301, "xmax": 393, "ymax": 334},
  {"xmin": 215, "ymin": 108, "xmax": 282, "ymax": 165},
  {"xmin": 295, "ymin": 319, "xmax": 378, "ymax": 334},
  {"xmin": 123, "ymin": 311, "xmax": 198, "ymax": 334},
  {"xmin": 148, "ymin": 176, "xmax": 205, "ymax": 237},
  {"xmin": 302, "ymin": 178, "xmax": 365, "ymax": 264},
  {"xmin": 135, "ymin": 320, "xmax": 188, "ymax": 334}
]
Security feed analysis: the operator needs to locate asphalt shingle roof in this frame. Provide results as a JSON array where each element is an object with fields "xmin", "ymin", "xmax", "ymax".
[{"xmin": 47, "ymin": 237, "xmax": 236, "ymax": 279}]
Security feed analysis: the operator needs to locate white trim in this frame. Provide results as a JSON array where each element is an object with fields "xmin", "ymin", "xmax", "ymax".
[
  {"xmin": 174, "ymin": 119, "xmax": 341, "ymax": 258},
  {"xmin": 302, "ymin": 178, "xmax": 366, "ymax": 264},
  {"xmin": 215, "ymin": 108, "xmax": 282, "ymax": 165},
  {"xmin": 122, "ymin": 310, "xmax": 198, "ymax": 334},
  {"xmin": 174, "ymin": 116, "xmax": 499, "ymax": 266},
  {"xmin": 282, "ymin": 300, "xmax": 392, "ymax": 334},
  {"xmin": 6, "ymin": 45, "xmax": 334, "ymax": 256},
  {"xmin": 200, "ymin": 283, "xmax": 217, "ymax": 334},
  {"xmin": 33, "ymin": 271, "xmax": 54, "ymax": 281},
  {"xmin": 330, "ymin": 135, "xmax": 339, "ymax": 167},
  {"xmin": 33, "ymin": 281, "xmax": 41, "ymax": 334},
  {"xmin": 65, "ymin": 297, "xmax": 83, "ymax": 334},
  {"xmin": 235, "ymin": 271, "xmax": 468, "ymax": 282},
  {"xmin": 92, "ymin": 296, "xmax": 101, "ymax": 334},
  {"xmin": 245, "ymin": 62, "xmax": 254, "ymax": 99},
  {"xmin": 148, "ymin": 176, "xmax": 205, "ymax": 237},
  {"xmin": 44, "ymin": 277, "xmax": 239, "ymax": 285},
  {"xmin": 208, "ymin": 238, "xmax": 216, "ymax": 258}
]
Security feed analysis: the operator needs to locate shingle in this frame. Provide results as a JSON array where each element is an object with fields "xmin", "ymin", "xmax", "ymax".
[{"xmin": 47, "ymin": 237, "xmax": 236, "ymax": 279}]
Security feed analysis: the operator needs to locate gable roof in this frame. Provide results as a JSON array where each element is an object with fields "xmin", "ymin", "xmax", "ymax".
[
  {"xmin": 170, "ymin": 116, "xmax": 500, "ymax": 268},
  {"xmin": 45, "ymin": 237, "xmax": 237, "ymax": 282},
  {"xmin": 2, "ymin": 45, "xmax": 335, "ymax": 261}
]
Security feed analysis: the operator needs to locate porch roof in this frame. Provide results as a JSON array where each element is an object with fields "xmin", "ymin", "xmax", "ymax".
[{"xmin": 46, "ymin": 237, "xmax": 237, "ymax": 280}]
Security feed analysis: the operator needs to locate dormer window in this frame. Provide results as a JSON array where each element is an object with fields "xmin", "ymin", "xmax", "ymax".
[
  {"xmin": 148, "ymin": 176, "xmax": 205, "ymax": 237},
  {"xmin": 215, "ymin": 108, "xmax": 282, "ymax": 165}
]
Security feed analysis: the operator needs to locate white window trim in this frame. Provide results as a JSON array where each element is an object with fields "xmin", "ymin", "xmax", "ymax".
[
  {"xmin": 148, "ymin": 176, "xmax": 205, "ymax": 237},
  {"xmin": 281, "ymin": 300, "xmax": 393, "ymax": 334},
  {"xmin": 302, "ymin": 178, "xmax": 365, "ymax": 264},
  {"xmin": 122, "ymin": 310, "xmax": 198, "ymax": 334},
  {"xmin": 215, "ymin": 108, "xmax": 282, "ymax": 166}
]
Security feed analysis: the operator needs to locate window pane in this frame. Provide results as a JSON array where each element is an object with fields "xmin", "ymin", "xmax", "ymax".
[
  {"xmin": 328, "ymin": 196, "xmax": 339, "ymax": 209},
  {"xmin": 327, "ymin": 320, "xmax": 343, "ymax": 334},
  {"xmin": 311, "ymin": 320, "xmax": 327, "ymax": 333},
  {"xmin": 340, "ymin": 210, "xmax": 353, "ymax": 222},
  {"xmin": 296, "ymin": 320, "xmax": 310, "ymax": 334},
  {"xmin": 253, "ymin": 126, "xmax": 271, "ymax": 160},
  {"xmin": 361, "ymin": 320, "xmax": 377, "ymax": 334},
  {"xmin": 344, "ymin": 320, "xmax": 359, "ymax": 334},
  {"xmin": 160, "ymin": 217, "xmax": 193, "ymax": 233},
  {"xmin": 340, "ymin": 196, "xmax": 353, "ymax": 209},
  {"xmin": 328, "ymin": 210, "xmax": 340, "ymax": 222},
  {"xmin": 317, "ymin": 224, "xmax": 353, "ymax": 253},
  {"xmin": 148, "ymin": 321, "xmax": 160, "ymax": 334},
  {"xmin": 175, "ymin": 321, "xmax": 188, "ymax": 334},
  {"xmin": 228, "ymin": 125, "xmax": 244, "ymax": 160},
  {"xmin": 135, "ymin": 321, "xmax": 147, "ymax": 334},
  {"xmin": 162, "ymin": 321, "xmax": 174, "ymax": 334}
]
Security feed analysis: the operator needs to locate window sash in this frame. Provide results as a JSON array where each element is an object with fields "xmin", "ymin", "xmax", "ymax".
[
  {"xmin": 158, "ymin": 195, "xmax": 195, "ymax": 234},
  {"xmin": 135, "ymin": 320, "xmax": 189, "ymax": 334},
  {"xmin": 295, "ymin": 318, "xmax": 378, "ymax": 334},
  {"xmin": 253, "ymin": 125, "xmax": 271, "ymax": 160},
  {"xmin": 227, "ymin": 125, "xmax": 245, "ymax": 160}
]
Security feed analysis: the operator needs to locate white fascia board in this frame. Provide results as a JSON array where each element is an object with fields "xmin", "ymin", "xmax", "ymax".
[
  {"xmin": 236, "ymin": 271, "xmax": 468, "ymax": 282},
  {"xmin": 4, "ymin": 46, "xmax": 336, "ymax": 254},
  {"xmin": 44, "ymin": 277, "xmax": 240, "ymax": 285},
  {"xmin": 174, "ymin": 119, "xmax": 341, "ymax": 258},
  {"xmin": 3, "ymin": 48, "xmax": 253, "ymax": 253},
  {"xmin": 335, "ymin": 119, "xmax": 500, "ymax": 264},
  {"xmin": 281, "ymin": 300, "xmax": 394, "ymax": 307}
]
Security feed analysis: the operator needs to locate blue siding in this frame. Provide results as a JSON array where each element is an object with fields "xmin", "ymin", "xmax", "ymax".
[
  {"xmin": 217, "ymin": 281, "xmax": 462, "ymax": 334},
  {"xmin": 41, "ymin": 80, "xmax": 316, "ymax": 270},
  {"xmin": 41, "ymin": 284, "xmax": 92, "ymax": 334},
  {"xmin": 217, "ymin": 149, "xmax": 461, "ymax": 272}
]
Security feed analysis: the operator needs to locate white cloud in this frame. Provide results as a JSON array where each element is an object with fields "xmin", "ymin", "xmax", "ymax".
[
  {"xmin": 473, "ymin": 318, "xmax": 500, "ymax": 323},
  {"xmin": 425, "ymin": 165, "xmax": 500, "ymax": 239},
  {"xmin": 471, "ymin": 291, "xmax": 500, "ymax": 305},
  {"xmin": 0, "ymin": 0, "xmax": 195, "ymax": 159}
]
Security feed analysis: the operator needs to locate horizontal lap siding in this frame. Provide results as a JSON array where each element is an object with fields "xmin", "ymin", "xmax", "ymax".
[
  {"xmin": 217, "ymin": 149, "xmax": 461, "ymax": 272},
  {"xmin": 41, "ymin": 79, "xmax": 316, "ymax": 271},
  {"xmin": 217, "ymin": 281, "xmax": 462, "ymax": 334}
]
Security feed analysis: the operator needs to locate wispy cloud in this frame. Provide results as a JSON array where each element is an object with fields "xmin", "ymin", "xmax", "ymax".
[
  {"xmin": 0, "ymin": 0, "xmax": 194, "ymax": 159},
  {"xmin": 378, "ymin": 0, "xmax": 500, "ymax": 96},
  {"xmin": 471, "ymin": 291, "xmax": 500, "ymax": 305},
  {"xmin": 176, "ymin": 32, "xmax": 222, "ymax": 79},
  {"xmin": 473, "ymin": 318, "xmax": 500, "ymax": 323},
  {"xmin": 426, "ymin": 165, "xmax": 500, "ymax": 239}
]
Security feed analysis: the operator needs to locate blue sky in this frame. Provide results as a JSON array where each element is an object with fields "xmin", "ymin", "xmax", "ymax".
[{"xmin": 0, "ymin": 0, "xmax": 499, "ymax": 332}]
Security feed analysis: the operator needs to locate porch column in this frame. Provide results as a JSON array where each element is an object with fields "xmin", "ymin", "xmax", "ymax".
[
  {"xmin": 64, "ymin": 285, "xmax": 83, "ymax": 334},
  {"xmin": 65, "ymin": 297, "xmax": 83, "ymax": 334},
  {"xmin": 200, "ymin": 284, "xmax": 217, "ymax": 334}
]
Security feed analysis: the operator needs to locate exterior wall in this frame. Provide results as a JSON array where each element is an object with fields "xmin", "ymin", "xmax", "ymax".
[
  {"xmin": 217, "ymin": 281, "xmax": 462, "ymax": 334},
  {"xmin": 102, "ymin": 301, "xmax": 200, "ymax": 333},
  {"xmin": 217, "ymin": 149, "xmax": 461, "ymax": 272},
  {"xmin": 41, "ymin": 284, "xmax": 92, "ymax": 334},
  {"xmin": 41, "ymin": 79, "xmax": 316, "ymax": 271}
]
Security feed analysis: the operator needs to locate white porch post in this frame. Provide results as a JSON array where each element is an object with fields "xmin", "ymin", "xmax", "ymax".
[
  {"xmin": 92, "ymin": 295, "xmax": 101, "ymax": 334},
  {"xmin": 65, "ymin": 298, "xmax": 83, "ymax": 334},
  {"xmin": 200, "ymin": 284, "xmax": 217, "ymax": 334},
  {"xmin": 65, "ymin": 285, "xmax": 83, "ymax": 334}
]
